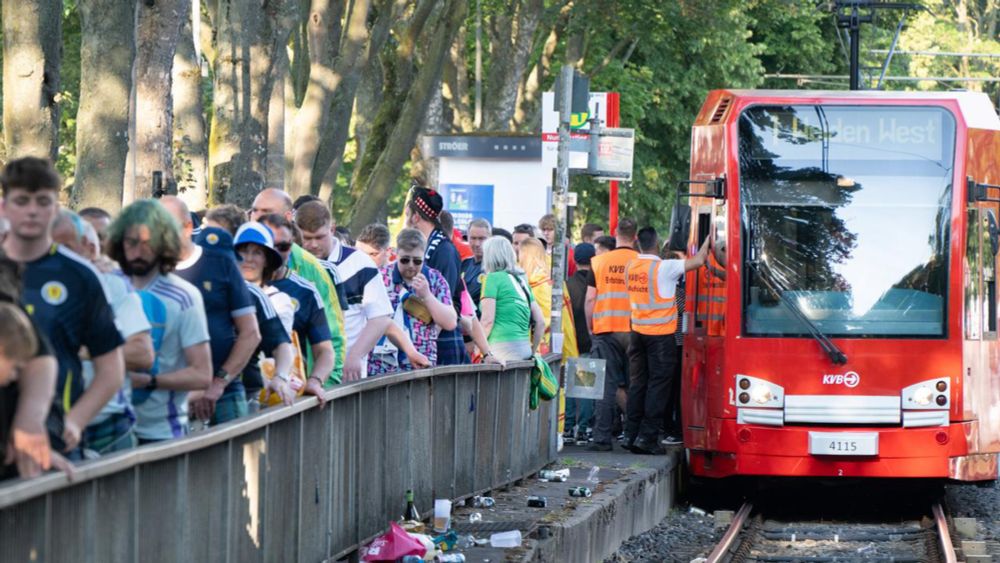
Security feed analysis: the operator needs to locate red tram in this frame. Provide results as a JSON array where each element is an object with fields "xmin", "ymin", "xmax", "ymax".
[{"xmin": 679, "ymin": 89, "xmax": 1000, "ymax": 481}]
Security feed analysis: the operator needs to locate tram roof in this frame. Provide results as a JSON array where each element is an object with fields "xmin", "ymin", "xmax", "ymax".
[{"xmin": 715, "ymin": 89, "xmax": 1000, "ymax": 130}]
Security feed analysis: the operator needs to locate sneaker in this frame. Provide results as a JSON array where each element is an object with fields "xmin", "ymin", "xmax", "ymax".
[
  {"xmin": 660, "ymin": 434, "xmax": 683, "ymax": 446},
  {"xmin": 620, "ymin": 434, "xmax": 638, "ymax": 453},
  {"xmin": 587, "ymin": 442, "xmax": 613, "ymax": 452},
  {"xmin": 632, "ymin": 438, "xmax": 666, "ymax": 455}
]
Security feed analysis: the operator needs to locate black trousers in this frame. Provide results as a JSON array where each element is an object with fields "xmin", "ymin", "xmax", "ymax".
[
  {"xmin": 625, "ymin": 332, "xmax": 679, "ymax": 443},
  {"xmin": 590, "ymin": 332, "xmax": 631, "ymax": 444}
]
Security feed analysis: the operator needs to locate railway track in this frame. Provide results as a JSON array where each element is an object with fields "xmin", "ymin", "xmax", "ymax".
[{"xmin": 706, "ymin": 500, "xmax": 959, "ymax": 563}]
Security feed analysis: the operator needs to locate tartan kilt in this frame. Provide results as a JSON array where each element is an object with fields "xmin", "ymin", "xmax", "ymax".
[{"xmin": 435, "ymin": 329, "xmax": 469, "ymax": 366}]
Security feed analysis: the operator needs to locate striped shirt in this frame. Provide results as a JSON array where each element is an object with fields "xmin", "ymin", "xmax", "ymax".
[{"xmin": 132, "ymin": 274, "xmax": 210, "ymax": 442}]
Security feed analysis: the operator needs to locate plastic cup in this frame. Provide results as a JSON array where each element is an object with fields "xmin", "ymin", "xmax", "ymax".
[
  {"xmin": 433, "ymin": 499, "xmax": 452, "ymax": 532},
  {"xmin": 490, "ymin": 530, "xmax": 522, "ymax": 548}
]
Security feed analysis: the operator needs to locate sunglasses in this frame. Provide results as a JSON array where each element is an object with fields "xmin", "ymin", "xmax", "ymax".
[
  {"xmin": 274, "ymin": 242, "xmax": 292, "ymax": 252},
  {"xmin": 398, "ymin": 256, "xmax": 423, "ymax": 266}
]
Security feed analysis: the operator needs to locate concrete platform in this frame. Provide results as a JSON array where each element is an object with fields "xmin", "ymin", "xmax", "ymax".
[{"xmin": 444, "ymin": 442, "xmax": 681, "ymax": 562}]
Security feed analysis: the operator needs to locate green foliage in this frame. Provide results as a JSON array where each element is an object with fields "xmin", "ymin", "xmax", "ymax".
[
  {"xmin": 8, "ymin": 0, "xmax": 998, "ymax": 220},
  {"xmin": 566, "ymin": 0, "xmax": 764, "ymax": 231}
]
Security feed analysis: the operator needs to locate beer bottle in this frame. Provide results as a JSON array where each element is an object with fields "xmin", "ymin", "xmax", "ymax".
[{"xmin": 404, "ymin": 489, "xmax": 420, "ymax": 521}]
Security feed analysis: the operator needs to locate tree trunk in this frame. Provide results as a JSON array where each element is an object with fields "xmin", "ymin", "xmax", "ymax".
[
  {"xmin": 209, "ymin": 0, "xmax": 297, "ymax": 206},
  {"xmin": 354, "ymin": 45, "xmax": 385, "ymax": 169},
  {"xmin": 172, "ymin": 8, "xmax": 208, "ymax": 211},
  {"xmin": 481, "ymin": 0, "xmax": 543, "ymax": 131},
  {"xmin": 2, "ymin": 0, "xmax": 62, "ymax": 163},
  {"xmin": 267, "ymin": 48, "xmax": 289, "ymax": 191},
  {"xmin": 415, "ymin": 79, "xmax": 445, "ymax": 186},
  {"xmin": 348, "ymin": 0, "xmax": 468, "ymax": 232},
  {"xmin": 514, "ymin": 20, "xmax": 559, "ymax": 130},
  {"xmin": 314, "ymin": 0, "xmax": 398, "ymax": 204},
  {"xmin": 289, "ymin": 0, "xmax": 369, "ymax": 199},
  {"xmin": 72, "ymin": 0, "xmax": 136, "ymax": 212},
  {"xmin": 208, "ymin": 0, "xmax": 243, "ymax": 205},
  {"xmin": 130, "ymin": 0, "xmax": 189, "ymax": 203},
  {"xmin": 227, "ymin": 0, "xmax": 298, "ymax": 206},
  {"xmin": 443, "ymin": 26, "xmax": 473, "ymax": 132}
]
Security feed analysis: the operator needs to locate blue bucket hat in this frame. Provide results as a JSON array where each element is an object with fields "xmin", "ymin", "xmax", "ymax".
[{"xmin": 234, "ymin": 222, "xmax": 283, "ymax": 272}]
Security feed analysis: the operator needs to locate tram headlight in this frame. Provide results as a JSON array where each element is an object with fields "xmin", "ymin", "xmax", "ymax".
[
  {"xmin": 751, "ymin": 385, "xmax": 773, "ymax": 405},
  {"xmin": 902, "ymin": 378, "xmax": 950, "ymax": 410},
  {"xmin": 912, "ymin": 386, "xmax": 934, "ymax": 406},
  {"xmin": 734, "ymin": 374, "xmax": 783, "ymax": 408}
]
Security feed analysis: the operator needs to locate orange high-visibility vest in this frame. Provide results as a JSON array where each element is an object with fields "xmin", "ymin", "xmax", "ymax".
[
  {"xmin": 591, "ymin": 247, "xmax": 638, "ymax": 334},
  {"xmin": 696, "ymin": 266, "xmax": 710, "ymax": 327},
  {"xmin": 707, "ymin": 253, "xmax": 726, "ymax": 336},
  {"xmin": 626, "ymin": 256, "xmax": 678, "ymax": 336}
]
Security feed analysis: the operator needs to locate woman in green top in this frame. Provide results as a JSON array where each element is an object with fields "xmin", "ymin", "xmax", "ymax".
[{"xmin": 479, "ymin": 237, "xmax": 546, "ymax": 362}]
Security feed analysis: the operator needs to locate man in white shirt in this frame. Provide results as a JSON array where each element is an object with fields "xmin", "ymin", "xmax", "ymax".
[{"xmin": 295, "ymin": 201, "xmax": 391, "ymax": 380}]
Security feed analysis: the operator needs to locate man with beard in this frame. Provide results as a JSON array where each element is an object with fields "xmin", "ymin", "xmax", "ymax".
[
  {"xmin": 107, "ymin": 200, "xmax": 212, "ymax": 443},
  {"xmin": 1, "ymin": 157, "xmax": 124, "ymax": 457}
]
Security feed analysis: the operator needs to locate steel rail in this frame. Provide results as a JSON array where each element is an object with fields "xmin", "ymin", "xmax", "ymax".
[
  {"xmin": 932, "ymin": 502, "xmax": 959, "ymax": 563},
  {"xmin": 706, "ymin": 502, "xmax": 753, "ymax": 563}
]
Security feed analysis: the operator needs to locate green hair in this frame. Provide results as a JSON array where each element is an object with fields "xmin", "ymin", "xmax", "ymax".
[{"xmin": 108, "ymin": 199, "xmax": 183, "ymax": 274}]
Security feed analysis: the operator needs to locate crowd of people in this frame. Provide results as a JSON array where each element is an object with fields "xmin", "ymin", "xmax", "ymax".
[{"xmin": 0, "ymin": 154, "xmax": 718, "ymax": 481}]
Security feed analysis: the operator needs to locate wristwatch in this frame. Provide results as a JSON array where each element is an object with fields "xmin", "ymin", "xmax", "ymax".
[
  {"xmin": 145, "ymin": 375, "xmax": 158, "ymax": 390},
  {"xmin": 214, "ymin": 369, "xmax": 230, "ymax": 383}
]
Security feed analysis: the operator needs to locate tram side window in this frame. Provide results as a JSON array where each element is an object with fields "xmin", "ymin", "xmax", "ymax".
[
  {"xmin": 965, "ymin": 207, "xmax": 998, "ymax": 339},
  {"xmin": 985, "ymin": 209, "xmax": 998, "ymax": 337},
  {"xmin": 966, "ymin": 208, "xmax": 982, "ymax": 340},
  {"xmin": 694, "ymin": 212, "xmax": 711, "ymax": 330}
]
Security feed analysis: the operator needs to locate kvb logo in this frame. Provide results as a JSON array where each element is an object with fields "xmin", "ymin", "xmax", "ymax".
[{"xmin": 822, "ymin": 371, "xmax": 860, "ymax": 388}]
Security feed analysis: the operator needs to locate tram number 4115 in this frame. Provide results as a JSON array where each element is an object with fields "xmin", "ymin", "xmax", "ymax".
[
  {"xmin": 829, "ymin": 441, "xmax": 858, "ymax": 453},
  {"xmin": 808, "ymin": 432, "xmax": 879, "ymax": 457}
]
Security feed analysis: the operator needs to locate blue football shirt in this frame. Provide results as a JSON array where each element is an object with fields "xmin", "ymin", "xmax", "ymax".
[
  {"xmin": 272, "ymin": 273, "xmax": 332, "ymax": 359},
  {"xmin": 21, "ymin": 245, "xmax": 123, "ymax": 426},
  {"xmin": 174, "ymin": 245, "xmax": 255, "ymax": 394}
]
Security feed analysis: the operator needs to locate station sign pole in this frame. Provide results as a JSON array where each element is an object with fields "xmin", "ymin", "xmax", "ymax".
[{"xmin": 550, "ymin": 65, "xmax": 574, "ymax": 350}]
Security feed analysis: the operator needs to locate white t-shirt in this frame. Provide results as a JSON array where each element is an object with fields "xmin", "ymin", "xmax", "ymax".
[
  {"xmin": 264, "ymin": 285, "xmax": 295, "ymax": 337},
  {"xmin": 329, "ymin": 240, "xmax": 393, "ymax": 375},
  {"xmin": 84, "ymin": 271, "xmax": 152, "ymax": 425}
]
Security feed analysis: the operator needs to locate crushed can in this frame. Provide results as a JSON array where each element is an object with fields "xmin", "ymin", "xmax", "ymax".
[
  {"xmin": 569, "ymin": 487, "xmax": 592, "ymax": 498},
  {"xmin": 527, "ymin": 495, "xmax": 547, "ymax": 508},
  {"xmin": 471, "ymin": 495, "xmax": 496, "ymax": 508}
]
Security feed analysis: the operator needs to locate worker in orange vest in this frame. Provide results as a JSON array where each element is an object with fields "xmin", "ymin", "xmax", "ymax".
[
  {"xmin": 706, "ymin": 235, "xmax": 727, "ymax": 337},
  {"xmin": 623, "ymin": 227, "xmax": 709, "ymax": 455},
  {"xmin": 584, "ymin": 218, "xmax": 639, "ymax": 451}
]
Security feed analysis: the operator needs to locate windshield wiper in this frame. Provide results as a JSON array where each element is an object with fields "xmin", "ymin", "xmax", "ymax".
[{"xmin": 748, "ymin": 260, "xmax": 848, "ymax": 365}]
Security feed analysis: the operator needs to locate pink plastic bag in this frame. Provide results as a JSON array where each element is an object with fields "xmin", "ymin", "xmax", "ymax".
[{"xmin": 361, "ymin": 521, "xmax": 427, "ymax": 562}]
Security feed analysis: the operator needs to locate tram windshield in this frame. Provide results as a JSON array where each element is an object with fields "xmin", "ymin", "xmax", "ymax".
[{"xmin": 739, "ymin": 105, "xmax": 956, "ymax": 337}]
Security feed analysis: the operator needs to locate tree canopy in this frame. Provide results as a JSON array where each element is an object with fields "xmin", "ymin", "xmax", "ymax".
[{"xmin": 0, "ymin": 0, "xmax": 996, "ymax": 231}]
